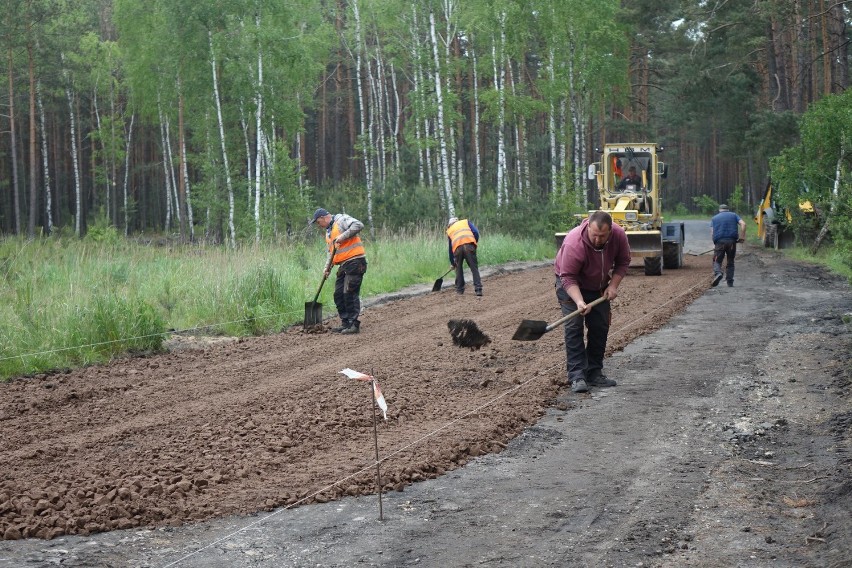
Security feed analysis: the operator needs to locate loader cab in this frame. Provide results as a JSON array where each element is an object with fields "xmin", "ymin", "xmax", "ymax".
[
  {"xmin": 578, "ymin": 143, "xmax": 683, "ymax": 276},
  {"xmin": 589, "ymin": 145, "xmax": 666, "ymax": 222}
]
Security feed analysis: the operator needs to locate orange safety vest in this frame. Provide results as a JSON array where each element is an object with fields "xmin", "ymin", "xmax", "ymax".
[
  {"xmin": 447, "ymin": 219, "xmax": 476, "ymax": 253},
  {"xmin": 327, "ymin": 220, "xmax": 366, "ymax": 265}
]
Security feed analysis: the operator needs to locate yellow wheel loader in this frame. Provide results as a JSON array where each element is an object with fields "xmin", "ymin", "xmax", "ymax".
[{"xmin": 557, "ymin": 143, "xmax": 684, "ymax": 275}]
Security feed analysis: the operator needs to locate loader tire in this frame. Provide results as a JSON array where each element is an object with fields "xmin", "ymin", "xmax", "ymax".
[
  {"xmin": 764, "ymin": 224, "xmax": 778, "ymax": 249},
  {"xmin": 644, "ymin": 256, "xmax": 663, "ymax": 276},
  {"xmin": 663, "ymin": 241, "xmax": 683, "ymax": 269}
]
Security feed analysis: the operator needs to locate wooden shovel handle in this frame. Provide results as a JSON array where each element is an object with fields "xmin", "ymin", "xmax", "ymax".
[
  {"xmin": 311, "ymin": 245, "xmax": 337, "ymax": 304},
  {"xmin": 545, "ymin": 296, "xmax": 608, "ymax": 332}
]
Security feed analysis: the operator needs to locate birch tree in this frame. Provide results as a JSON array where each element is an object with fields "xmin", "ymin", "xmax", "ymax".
[
  {"xmin": 469, "ymin": 37, "xmax": 482, "ymax": 202},
  {"xmin": 209, "ymin": 30, "xmax": 237, "ymax": 248},
  {"xmin": 429, "ymin": 8, "xmax": 455, "ymax": 217},
  {"xmin": 254, "ymin": 11, "xmax": 264, "ymax": 244},
  {"xmin": 60, "ymin": 52, "xmax": 83, "ymax": 236},
  {"xmin": 492, "ymin": 23, "xmax": 508, "ymax": 207},
  {"xmin": 351, "ymin": 0, "xmax": 376, "ymax": 229},
  {"xmin": 34, "ymin": 79, "xmax": 52, "ymax": 233}
]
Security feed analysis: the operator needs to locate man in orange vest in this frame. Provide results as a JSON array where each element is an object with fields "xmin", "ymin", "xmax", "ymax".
[
  {"xmin": 311, "ymin": 208, "xmax": 368, "ymax": 334},
  {"xmin": 446, "ymin": 217, "xmax": 482, "ymax": 296}
]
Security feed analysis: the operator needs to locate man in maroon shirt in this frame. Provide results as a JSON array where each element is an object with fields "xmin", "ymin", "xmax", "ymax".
[{"xmin": 554, "ymin": 211, "xmax": 631, "ymax": 393}]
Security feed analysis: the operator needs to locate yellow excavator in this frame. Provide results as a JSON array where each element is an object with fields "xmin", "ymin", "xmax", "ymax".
[
  {"xmin": 557, "ymin": 143, "xmax": 684, "ymax": 275},
  {"xmin": 754, "ymin": 179, "xmax": 815, "ymax": 249}
]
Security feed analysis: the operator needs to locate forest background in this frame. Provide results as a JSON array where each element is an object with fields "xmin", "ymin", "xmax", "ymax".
[{"xmin": 1, "ymin": 0, "xmax": 851, "ymax": 377}]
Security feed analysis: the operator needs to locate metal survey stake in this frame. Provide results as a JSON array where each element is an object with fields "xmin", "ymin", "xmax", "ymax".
[{"xmin": 370, "ymin": 369, "xmax": 384, "ymax": 521}]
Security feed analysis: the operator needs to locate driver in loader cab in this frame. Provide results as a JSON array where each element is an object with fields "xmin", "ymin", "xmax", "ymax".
[{"xmin": 617, "ymin": 166, "xmax": 642, "ymax": 191}]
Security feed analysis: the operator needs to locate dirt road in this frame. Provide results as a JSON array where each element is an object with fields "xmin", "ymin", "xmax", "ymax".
[{"xmin": 1, "ymin": 227, "xmax": 850, "ymax": 567}]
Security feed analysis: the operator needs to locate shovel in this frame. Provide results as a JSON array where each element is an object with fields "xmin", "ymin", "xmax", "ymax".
[
  {"xmin": 304, "ymin": 246, "xmax": 336, "ymax": 329},
  {"xmin": 512, "ymin": 296, "xmax": 608, "ymax": 341},
  {"xmin": 432, "ymin": 267, "xmax": 454, "ymax": 292}
]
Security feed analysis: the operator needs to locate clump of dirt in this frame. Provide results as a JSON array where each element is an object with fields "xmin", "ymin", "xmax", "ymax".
[{"xmin": 447, "ymin": 319, "xmax": 492, "ymax": 349}]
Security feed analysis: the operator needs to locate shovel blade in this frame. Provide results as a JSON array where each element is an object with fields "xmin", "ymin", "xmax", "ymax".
[
  {"xmin": 304, "ymin": 301, "xmax": 323, "ymax": 328},
  {"xmin": 432, "ymin": 277, "xmax": 444, "ymax": 292},
  {"xmin": 511, "ymin": 319, "xmax": 549, "ymax": 341}
]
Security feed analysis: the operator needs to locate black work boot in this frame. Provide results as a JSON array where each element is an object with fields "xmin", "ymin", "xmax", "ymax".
[
  {"xmin": 340, "ymin": 321, "xmax": 360, "ymax": 334},
  {"xmin": 331, "ymin": 321, "xmax": 350, "ymax": 333},
  {"xmin": 587, "ymin": 373, "xmax": 617, "ymax": 388}
]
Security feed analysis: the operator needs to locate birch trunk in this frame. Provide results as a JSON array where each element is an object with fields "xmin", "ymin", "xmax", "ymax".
[
  {"xmin": 240, "ymin": 109, "xmax": 252, "ymax": 210},
  {"xmin": 157, "ymin": 104, "xmax": 173, "ymax": 232},
  {"xmin": 176, "ymin": 82, "xmax": 186, "ymax": 239},
  {"xmin": 429, "ymin": 9, "xmax": 454, "ymax": 217},
  {"xmin": 411, "ymin": 86, "xmax": 424, "ymax": 186},
  {"xmin": 157, "ymin": 94, "xmax": 180, "ymax": 231},
  {"xmin": 568, "ymin": 37, "xmax": 583, "ymax": 206},
  {"xmin": 548, "ymin": 51, "xmax": 560, "ymax": 196},
  {"xmin": 507, "ymin": 60, "xmax": 526, "ymax": 198},
  {"xmin": 365, "ymin": 43, "xmax": 378, "ymax": 226},
  {"xmin": 180, "ymin": 125, "xmax": 194, "ymax": 241},
  {"xmin": 93, "ymin": 91, "xmax": 109, "ymax": 218},
  {"xmin": 255, "ymin": 12, "xmax": 264, "ymax": 244},
  {"xmin": 109, "ymin": 75, "xmax": 118, "ymax": 226},
  {"xmin": 258, "ymin": 131, "xmax": 275, "ymax": 234},
  {"xmin": 389, "ymin": 62, "xmax": 401, "ymax": 175},
  {"xmin": 492, "ymin": 24, "xmax": 508, "ymax": 207},
  {"xmin": 36, "ymin": 80, "xmax": 53, "ymax": 234},
  {"xmin": 123, "ymin": 114, "xmax": 134, "ymax": 236},
  {"xmin": 811, "ymin": 134, "xmax": 844, "ymax": 253},
  {"xmin": 164, "ymin": 116, "xmax": 180, "ymax": 226},
  {"xmin": 203, "ymin": 116, "xmax": 215, "ymax": 242},
  {"xmin": 372, "ymin": 36, "xmax": 386, "ymax": 187},
  {"xmin": 27, "ymin": 35, "xmax": 36, "ymax": 237},
  {"xmin": 61, "ymin": 53, "xmax": 82, "ymax": 237},
  {"xmin": 352, "ymin": 0, "xmax": 375, "ymax": 231},
  {"xmin": 410, "ymin": 8, "xmax": 428, "ymax": 187},
  {"xmin": 470, "ymin": 40, "xmax": 482, "ymax": 202},
  {"xmin": 210, "ymin": 30, "xmax": 237, "ymax": 248},
  {"xmin": 442, "ymin": 1, "xmax": 459, "ymax": 196}
]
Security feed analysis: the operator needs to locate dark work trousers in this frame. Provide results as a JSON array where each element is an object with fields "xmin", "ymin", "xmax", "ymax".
[
  {"xmin": 453, "ymin": 243, "xmax": 482, "ymax": 294},
  {"xmin": 555, "ymin": 283, "xmax": 611, "ymax": 384},
  {"xmin": 712, "ymin": 239, "xmax": 737, "ymax": 284},
  {"xmin": 334, "ymin": 257, "xmax": 367, "ymax": 327}
]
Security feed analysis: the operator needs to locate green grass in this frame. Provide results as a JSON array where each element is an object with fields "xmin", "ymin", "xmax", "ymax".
[
  {"xmin": 0, "ymin": 230, "xmax": 551, "ymax": 380},
  {"xmin": 784, "ymin": 246, "xmax": 852, "ymax": 281}
]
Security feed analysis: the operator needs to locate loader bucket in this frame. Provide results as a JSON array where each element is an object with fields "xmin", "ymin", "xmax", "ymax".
[{"xmin": 625, "ymin": 230, "xmax": 662, "ymax": 257}]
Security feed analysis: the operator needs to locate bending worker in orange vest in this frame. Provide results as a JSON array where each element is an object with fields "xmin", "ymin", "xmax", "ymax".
[
  {"xmin": 310, "ymin": 208, "xmax": 368, "ymax": 334},
  {"xmin": 446, "ymin": 217, "xmax": 483, "ymax": 296}
]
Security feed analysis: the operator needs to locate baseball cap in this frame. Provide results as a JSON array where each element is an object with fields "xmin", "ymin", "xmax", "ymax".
[
  {"xmin": 310, "ymin": 208, "xmax": 329, "ymax": 224},
  {"xmin": 718, "ymin": 204, "xmax": 729, "ymax": 211}
]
